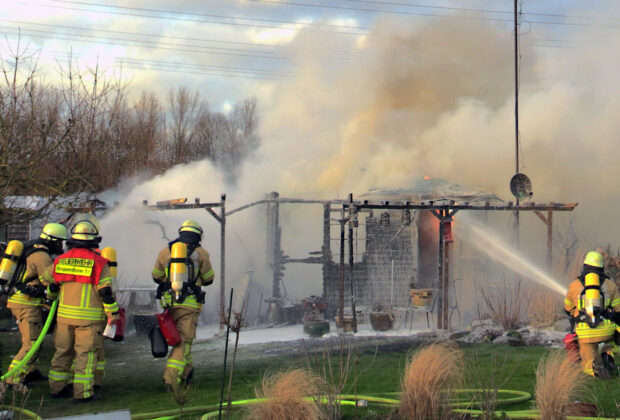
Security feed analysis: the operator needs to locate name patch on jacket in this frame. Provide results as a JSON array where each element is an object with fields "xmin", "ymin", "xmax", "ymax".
[{"xmin": 55, "ymin": 258, "xmax": 95, "ymax": 276}]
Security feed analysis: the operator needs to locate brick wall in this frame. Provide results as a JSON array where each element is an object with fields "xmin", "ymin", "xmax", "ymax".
[{"xmin": 324, "ymin": 210, "xmax": 420, "ymax": 317}]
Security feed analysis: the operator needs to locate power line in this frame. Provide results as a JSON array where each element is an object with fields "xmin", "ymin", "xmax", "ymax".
[
  {"xmin": 0, "ymin": 27, "xmax": 289, "ymax": 60},
  {"xmin": 23, "ymin": 0, "xmax": 367, "ymax": 35},
  {"xmin": 0, "ymin": 19, "xmax": 356, "ymax": 59},
  {"xmin": 0, "ymin": 19, "xmax": 280, "ymax": 50},
  {"xmin": 250, "ymin": 0, "xmax": 620, "ymax": 29},
  {"xmin": 343, "ymin": 0, "xmax": 513, "ymax": 16},
  {"xmin": 50, "ymin": 0, "xmax": 370, "ymax": 31},
  {"xmin": 26, "ymin": 50, "xmax": 292, "ymax": 81},
  {"xmin": 344, "ymin": 0, "xmax": 620, "ymax": 22},
  {"xmin": 0, "ymin": 23, "xmax": 283, "ymax": 57},
  {"xmin": 248, "ymin": 0, "xmax": 512, "ymax": 23}
]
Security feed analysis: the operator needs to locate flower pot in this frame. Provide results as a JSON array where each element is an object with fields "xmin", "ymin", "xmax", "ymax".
[
  {"xmin": 334, "ymin": 316, "xmax": 355, "ymax": 332},
  {"xmin": 303, "ymin": 320, "xmax": 330, "ymax": 337},
  {"xmin": 370, "ymin": 311, "xmax": 395, "ymax": 331}
]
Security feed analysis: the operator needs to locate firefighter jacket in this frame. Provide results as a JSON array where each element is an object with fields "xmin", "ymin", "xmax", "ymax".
[
  {"xmin": 51, "ymin": 248, "xmax": 118, "ymax": 326},
  {"xmin": 564, "ymin": 277, "xmax": 620, "ymax": 344},
  {"xmin": 7, "ymin": 243, "xmax": 54, "ymax": 308},
  {"xmin": 151, "ymin": 245, "xmax": 214, "ymax": 310}
]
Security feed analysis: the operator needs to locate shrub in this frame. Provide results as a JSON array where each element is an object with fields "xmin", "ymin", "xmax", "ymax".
[
  {"xmin": 479, "ymin": 276, "xmax": 531, "ymax": 330},
  {"xmin": 528, "ymin": 289, "xmax": 564, "ymax": 328},
  {"xmin": 535, "ymin": 350, "xmax": 587, "ymax": 420},
  {"xmin": 399, "ymin": 342, "xmax": 464, "ymax": 420},
  {"xmin": 243, "ymin": 368, "xmax": 326, "ymax": 420}
]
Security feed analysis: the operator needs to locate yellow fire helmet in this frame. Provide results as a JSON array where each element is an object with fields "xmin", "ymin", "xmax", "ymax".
[
  {"xmin": 71, "ymin": 220, "xmax": 100, "ymax": 241},
  {"xmin": 40, "ymin": 223, "xmax": 67, "ymax": 241},
  {"xmin": 584, "ymin": 251, "xmax": 604, "ymax": 268},
  {"xmin": 179, "ymin": 220, "xmax": 203, "ymax": 236}
]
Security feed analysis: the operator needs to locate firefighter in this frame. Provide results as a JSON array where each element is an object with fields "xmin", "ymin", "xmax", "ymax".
[
  {"xmin": 564, "ymin": 251, "xmax": 620, "ymax": 378},
  {"xmin": 5, "ymin": 223, "xmax": 67, "ymax": 386},
  {"xmin": 152, "ymin": 219, "xmax": 215, "ymax": 390},
  {"xmin": 45, "ymin": 219, "xmax": 119, "ymax": 402}
]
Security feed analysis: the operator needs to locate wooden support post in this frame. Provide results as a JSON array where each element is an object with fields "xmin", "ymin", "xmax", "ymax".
[
  {"xmin": 322, "ymin": 203, "xmax": 331, "ymax": 300},
  {"xmin": 437, "ymin": 215, "xmax": 444, "ymax": 330},
  {"xmin": 443, "ymin": 238, "xmax": 450, "ymax": 330},
  {"xmin": 338, "ymin": 208, "xmax": 345, "ymax": 331},
  {"xmin": 220, "ymin": 194, "xmax": 226, "ymax": 331},
  {"xmin": 547, "ymin": 210, "xmax": 553, "ymax": 268},
  {"xmin": 348, "ymin": 194, "xmax": 357, "ymax": 333}
]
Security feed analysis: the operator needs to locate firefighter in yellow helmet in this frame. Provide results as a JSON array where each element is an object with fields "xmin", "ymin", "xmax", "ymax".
[
  {"xmin": 5, "ymin": 223, "xmax": 67, "ymax": 386},
  {"xmin": 564, "ymin": 251, "xmax": 620, "ymax": 378},
  {"xmin": 152, "ymin": 219, "xmax": 215, "ymax": 390},
  {"xmin": 44, "ymin": 219, "xmax": 119, "ymax": 401}
]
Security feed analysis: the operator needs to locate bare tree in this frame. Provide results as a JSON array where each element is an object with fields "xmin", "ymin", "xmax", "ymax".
[
  {"xmin": 0, "ymin": 38, "xmax": 74, "ymax": 224},
  {"xmin": 166, "ymin": 87, "xmax": 209, "ymax": 165},
  {"xmin": 1, "ymin": 37, "xmax": 262, "ymax": 228}
]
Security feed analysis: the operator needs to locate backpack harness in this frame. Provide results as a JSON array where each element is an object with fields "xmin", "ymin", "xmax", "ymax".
[
  {"xmin": 4, "ymin": 240, "xmax": 51, "ymax": 298},
  {"xmin": 570, "ymin": 274, "xmax": 620, "ymax": 329},
  {"xmin": 156, "ymin": 242, "xmax": 205, "ymax": 305}
]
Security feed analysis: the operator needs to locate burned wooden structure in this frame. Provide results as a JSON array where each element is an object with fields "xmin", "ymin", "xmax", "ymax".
[
  {"xmin": 250, "ymin": 189, "xmax": 577, "ymax": 331},
  {"xmin": 133, "ymin": 185, "xmax": 577, "ymax": 332}
]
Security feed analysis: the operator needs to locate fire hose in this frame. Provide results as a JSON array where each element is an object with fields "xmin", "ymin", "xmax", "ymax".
[
  {"xmin": 1, "ymin": 300, "xmax": 58, "ymax": 382},
  {"xmin": 0, "ymin": 300, "xmax": 56, "ymax": 420},
  {"xmin": 132, "ymin": 389, "xmax": 612, "ymax": 420}
]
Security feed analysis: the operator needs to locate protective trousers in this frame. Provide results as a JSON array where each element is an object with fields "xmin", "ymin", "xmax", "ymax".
[
  {"xmin": 164, "ymin": 307, "xmax": 198, "ymax": 386},
  {"xmin": 70, "ymin": 326, "xmax": 106, "ymax": 386},
  {"xmin": 49, "ymin": 322, "xmax": 104, "ymax": 399},
  {"xmin": 6, "ymin": 306, "xmax": 43, "ymax": 384},
  {"xmin": 67, "ymin": 322, "xmax": 106, "ymax": 386},
  {"xmin": 580, "ymin": 341, "xmax": 601, "ymax": 376}
]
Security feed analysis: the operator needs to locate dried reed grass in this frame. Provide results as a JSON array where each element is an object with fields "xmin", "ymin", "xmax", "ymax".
[
  {"xmin": 479, "ymin": 276, "xmax": 531, "ymax": 330},
  {"xmin": 528, "ymin": 289, "xmax": 564, "ymax": 328},
  {"xmin": 399, "ymin": 342, "xmax": 464, "ymax": 420},
  {"xmin": 535, "ymin": 350, "xmax": 588, "ymax": 420},
  {"xmin": 243, "ymin": 368, "xmax": 326, "ymax": 420}
]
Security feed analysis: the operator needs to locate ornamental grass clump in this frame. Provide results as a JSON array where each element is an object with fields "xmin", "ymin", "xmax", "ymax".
[
  {"xmin": 243, "ymin": 368, "xmax": 326, "ymax": 420},
  {"xmin": 535, "ymin": 350, "xmax": 588, "ymax": 420},
  {"xmin": 399, "ymin": 342, "xmax": 464, "ymax": 420}
]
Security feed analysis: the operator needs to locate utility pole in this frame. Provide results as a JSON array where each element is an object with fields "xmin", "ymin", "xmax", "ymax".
[{"xmin": 513, "ymin": 0, "xmax": 521, "ymax": 248}]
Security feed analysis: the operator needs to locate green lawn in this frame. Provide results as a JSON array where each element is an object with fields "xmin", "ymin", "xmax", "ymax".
[{"xmin": 2, "ymin": 325, "xmax": 620, "ymax": 419}]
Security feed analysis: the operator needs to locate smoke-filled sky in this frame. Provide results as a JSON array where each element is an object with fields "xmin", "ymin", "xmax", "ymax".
[{"xmin": 5, "ymin": 1, "xmax": 620, "ymax": 298}]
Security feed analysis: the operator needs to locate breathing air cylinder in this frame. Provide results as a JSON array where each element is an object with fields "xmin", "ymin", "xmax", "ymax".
[
  {"xmin": 101, "ymin": 246, "xmax": 125, "ymax": 341},
  {"xmin": 170, "ymin": 242, "xmax": 188, "ymax": 302},
  {"xmin": 0, "ymin": 240, "xmax": 24, "ymax": 287},
  {"xmin": 101, "ymin": 247, "xmax": 117, "ymax": 279},
  {"xmin": 584, "ymin": 272, "xmax": 603, "ymax": 328}
]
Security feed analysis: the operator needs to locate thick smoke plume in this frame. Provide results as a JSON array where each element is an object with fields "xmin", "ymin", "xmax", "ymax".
[{"xmin": 103, "ymin": 9, "xmax": 620, "ymax": 309}]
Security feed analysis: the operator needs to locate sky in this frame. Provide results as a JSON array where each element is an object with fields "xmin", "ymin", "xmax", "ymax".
[
  {"xmin": 4, "ymin": 0, "xmax": 620, "ymax": 301},
  {"xmin": 0, "ymin": 0, "xmax": 610, "ymax": 110}
]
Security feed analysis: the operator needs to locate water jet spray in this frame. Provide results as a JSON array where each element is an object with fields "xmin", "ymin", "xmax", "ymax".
[{"xmin": 459, "ymin": 215, "xmax": 567, "ymax": 295}]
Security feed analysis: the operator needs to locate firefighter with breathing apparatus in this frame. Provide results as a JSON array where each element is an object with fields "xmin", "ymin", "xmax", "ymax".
[
  {"xmin": 152, "ymin": 219, "xmax": 215, "ymax": 390},
  {"xmin": 564, "ymin": 251, "xmax": 620, "ymax": 378},
  {"xmin": 44, "ymin": 219, "xmax": 120, "ymax": 402},
  {"xmin": 1, "ymin": 223, "xmax": 67, "ymax": 386}
]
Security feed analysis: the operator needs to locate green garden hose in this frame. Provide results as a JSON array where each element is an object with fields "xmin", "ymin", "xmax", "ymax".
[{"xmin": 1, "ymin": 300, "xmax": 58, "ymax": 381}]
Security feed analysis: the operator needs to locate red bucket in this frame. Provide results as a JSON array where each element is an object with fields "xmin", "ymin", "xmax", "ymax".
[
  {"xmin": 156, "ymin": 310, "xmax": 181, "ymax": 346},
  {"xmin": 113, "ymin": 308, "xmax": 126, "ymax": 342}
]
